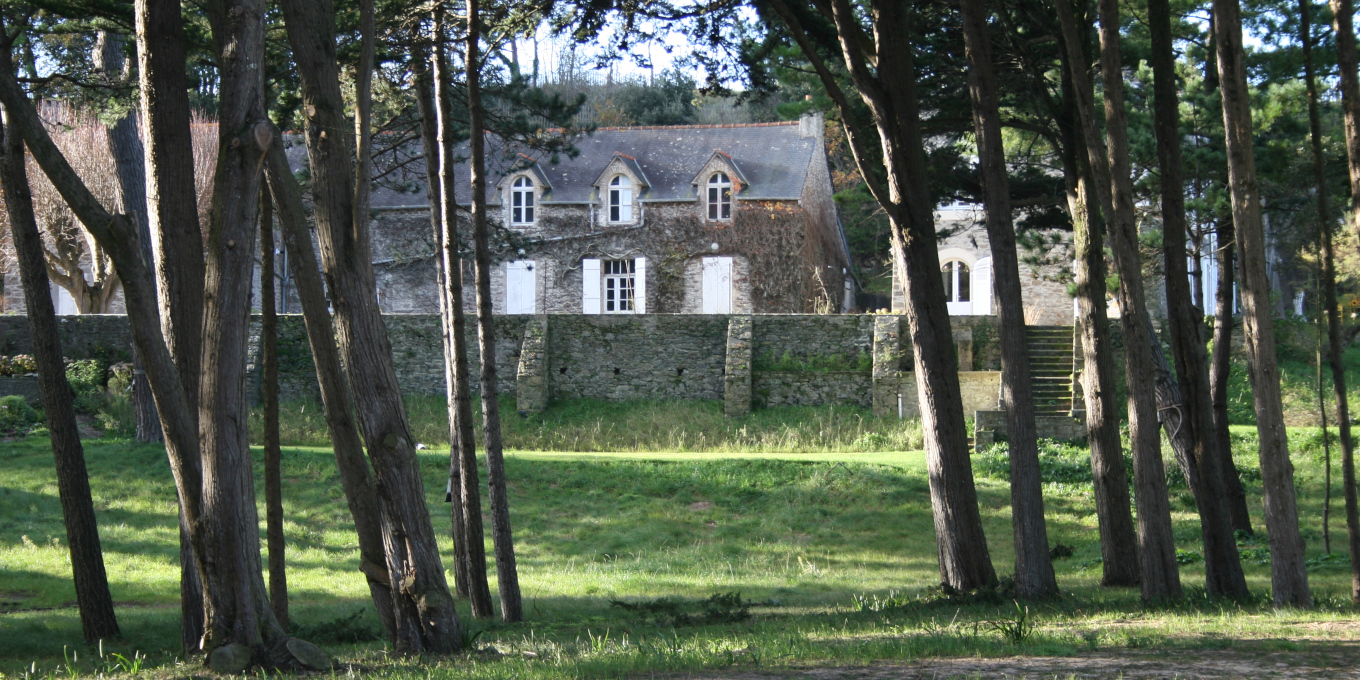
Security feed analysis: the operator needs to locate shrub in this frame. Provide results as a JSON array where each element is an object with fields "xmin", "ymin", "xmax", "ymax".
[{"xmin": 0, "ymin": 395, "xmax": 40, "ymax": 433}]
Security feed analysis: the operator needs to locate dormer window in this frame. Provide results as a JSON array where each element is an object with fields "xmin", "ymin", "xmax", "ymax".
[
  {"xmin": 511, "ymin": 176, "xmax": 535, "ymax": 225},
  {"xmin": 707, "ymin": 172, "xmax": 732, "ymax": 220},
  {"xmin": 609, "ymin": 175, "xmax": 633, "ymax": 222}
]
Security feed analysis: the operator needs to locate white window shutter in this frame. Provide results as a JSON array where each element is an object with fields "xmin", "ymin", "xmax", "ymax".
[
  {"xmin": 973, "ymin": 257, "xmax": 993, "ymax": 316},
  {"xmin": 582, "ymin": 258, "xmax": 601, "ymax": 314},
  {"xmin": 620, "ymin": 189, "xmax": 633, "ymax": 221},
  {"xmin": 634, "ymin": 257, "xmax": 647, "ymax": 314}
]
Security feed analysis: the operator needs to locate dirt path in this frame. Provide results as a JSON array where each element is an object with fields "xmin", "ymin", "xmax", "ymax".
[{"xmin": 711, "ymin": 647, "xmax": 1360, "ymax": 679}]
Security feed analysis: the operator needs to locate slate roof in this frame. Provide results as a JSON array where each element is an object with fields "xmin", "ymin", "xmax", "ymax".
[
  {"xmin": 289, "ymin": 120, "xmax": 820, "ymax": 209},
  {"xmin": 453, "ymin": 121, "xmax": 817, "ymax": 206}
]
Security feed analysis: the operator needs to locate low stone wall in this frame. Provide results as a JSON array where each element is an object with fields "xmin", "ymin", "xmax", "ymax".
[
  {"xmin": 0, "ymin": 313, "xmax": 1015, "ymax": 415},
  {"xmin": 973, "ymin": 410, "xmax": 1088, "ymax": 452},
  {"xmin": 753, "ymin": 371, "xmax": 872, "ymax": 408}
]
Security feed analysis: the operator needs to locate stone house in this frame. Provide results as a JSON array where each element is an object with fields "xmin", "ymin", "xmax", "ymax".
[
  {"xmin": 891, "ymin": 205, "xmax": 1075, "ymax": 326},
  {"xmin": 352, "ymin": 112, "xmax": 854, "ymax": 316}
]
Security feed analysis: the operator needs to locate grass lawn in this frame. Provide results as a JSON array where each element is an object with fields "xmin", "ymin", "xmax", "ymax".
[{"xmin": 2, "ymin": 400, "xmax": 1359, "ymax": 678}]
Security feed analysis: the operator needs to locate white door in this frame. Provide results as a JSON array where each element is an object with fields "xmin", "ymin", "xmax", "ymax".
[
  {"xmin": 505, "ymin": 260, "xmax": 535, "ymax": 314},
  {"xmin": 702, "ymin": 257, "xmax": 733, "ymax": 314}
]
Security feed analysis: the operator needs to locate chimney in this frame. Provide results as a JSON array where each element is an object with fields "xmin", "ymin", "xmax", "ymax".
[{"xmin": 798, "ymin": 110, "xmax": 824, "ymax": 142}]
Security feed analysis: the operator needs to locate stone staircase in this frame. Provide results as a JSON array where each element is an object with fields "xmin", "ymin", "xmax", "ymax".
[{"xmin": 1026, "ymin": 325, "xmax": 1075, "ymax": 415}]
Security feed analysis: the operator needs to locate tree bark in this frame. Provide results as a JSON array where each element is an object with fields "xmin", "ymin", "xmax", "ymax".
[
  {"xmin": 134, "ymin": 0, "xmax": 205, "ymax": 647},
  {"xmin": 260, "ymin": 186, "xmax": 287, "ymax": 632},
  {"xmin": 958, "ymin": 0, "xmax": 1056, "ymax": 599},
  {"xmin": 1328, "ymin": 0, "xmax": 1360, "ymax": 247},
  {"xmin": 1213, "ymin": 0, "xmax": 1312, "ymax": 608},
  {"xmin": 1059, "ymin": 92, "xmax": 1140, "ymax": 587},
  {"xmin": 277, "ymin": 0, "xmax": 463, "ymax": 651},
  {"xmin": 1149, "ymin": 0, "xmax": 1245, "ymax": 600},
  {"xmin": 94, "ymin": 30, "xmax": 161, "ymax": 444},
  {"xmin": 1054, "ymin": 0, "xmax": 1179, "ymax": 600},
  {"xmin": 197, "ymin": 0, "xmax": 292, "ymax": 657},
  {"xmin": 413, "ymin": 39, "xmax": 475, "ymax": 604},
  {"xmin": 1304, "ymin": 0, "xmax": 1359, "ymax": 600},
  {"xmin": 467, "ymin": 0, "xmax": 524, "ymax": 622},
  {"xmin": 0, "ymin": 105, "xmax": 120, "ymax": 643},
  {"xmin": 766, "ymin": 0, "xmax": 996, "ymax": 591},
  {"xmin": 1208, "ymin": 216, "xmax": 1253, "ymax": 534},
  {"xmin": 1326, "ymin": 0, "xmax": 1360, "ymax": 608},
  {"xmin": 263, "ymin": 138, "xmax": 398, "ymax": 638},
  {"xmin": 0, "ymin": 33, "xmax": 207, "ymax": 653}
]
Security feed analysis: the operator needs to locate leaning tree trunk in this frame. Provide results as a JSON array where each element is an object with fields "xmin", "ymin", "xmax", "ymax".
[
  {"xmin": 134, "ymin": 0, "xmax": 206, "ymax": 649},
  {"xmin": 260, "ymin": 186, "xmax": 288, "ymax": 632},
  {"xmin": 0, "ymin": 107, "xmax": 120, "ymax": 643},
  {"xmin": 764, "ymin": 0, "xmax": 995, "ymax": 590},
  {"xmin": 263, "ymin": 138, "xmax": 398, "ymax": 639},
  {"xmin": 878, "ymin": 3, "xmax": 996, "ymax": 591},
  {"xmin": 94, "ymin": 30, "xmax": 162, "ymax": 445},
  {"xmin": 1056, "ymin": 0, "xmax": 1178, "ymax": 599},
  {"xmin": 1056, "ymin": 22, "xmax": 1140, "ymax": 590},
  {"xmin": 1214, "ymin": 0, "xmax": 1311, "ymax": 608},
  {"xmin": 0, "ymin": 32, "xmax": 208, "ymax": 651},
  {"xmin": 197, "ymin": 0, "xmax": 292, "ymax": 659},
  {"xmin": 467, "ymin": 0, "xmax": 524, "ymax": 622},
  {"xmin": 1149, "ymin": 0, "xmax": 1246, "ymax": 600},
  {"xmin": 959, "ymin": 0, "xmax": 1056, "ymax": 599},
  {"xmin": 277, "ymin": 0, "xmax": 462, "ymax": 652},
  {"xmin": 1304, "ymin": 0, "xmax": 1360, "ymax": 601}
]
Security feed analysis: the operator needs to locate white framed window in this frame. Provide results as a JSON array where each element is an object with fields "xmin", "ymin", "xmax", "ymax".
[
  {"xmin": 608, "ymin": 175, "xmax": 632, "ymax": 222},
  {"xmin": 603, "ymin": 259, "xmax": 636, "ymax": 313},
  {"xmin": 511, "ymin": 176, "xmax": 535, "ymax": 225},
  {"xmin": 582, "ymin": 257, "xmax": 647, "ymax": 314},
  {"xmin": 707, "ymin": 172, "xmax": 732, "ymax": 220}
]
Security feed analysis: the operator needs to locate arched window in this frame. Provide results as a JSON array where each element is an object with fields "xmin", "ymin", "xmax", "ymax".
[
  {"xmin": 609, "ymin": 175, "xmax": 633, "ymax": 222},
  {"xmin": 707, "ymin": 172, "xmax": 732, "ymax": 220},
  {"xmin": 941, "ymin": 259, "xmax": 970, "ymax": 303},
  {"xmin": 511, "ymin": 176, "xmax": 534, "ymax": 225}
]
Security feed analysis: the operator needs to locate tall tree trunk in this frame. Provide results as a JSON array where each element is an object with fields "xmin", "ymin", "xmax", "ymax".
[
  {"xmin": 133, "ymin": 0, "xmax": 205, "ymax": 648},
  {"xmin": 1209, "ymin": 216, "xmax": 1252, "ymax": 534},
  {"xmin": 1327, "ymin": 0, "xmax": 1360, "ymax": 607},
  {"xmin": 1305, "ymin": 0, "xmax": 1360, "ymax": 599},
  {"xmin": 432, "ymin": 31, "xmax": 493, "ymax": 616},
  {"xmin": 467, "ymin": 0, "xmax": 524, "ymax": 622},
  {"xmin": 197, "ymin": 0, "xmax": 292, "ymax": 658},
  {"xmin": 413, "ymin": 39, "xmax": 477, "ymax": 604},
  {"xmin": 0, "ymin": 30, "xmax": 208, "ymax": 654},
  {"xmin": 260, "ymin": 186, "xmax": 287, "ymax": 632},
  {"xmin": 0, "ymin": 107, "xmax": 120, "ymax": 643},
  {"xmin": 765, "ymin": 0, "xmax": 995, "ymax": 590},
  {"xmin": 277, "ymin": 0, "xmax": 463, "ymax": 651},
  {"xmin": 1056, "ymin": 0, "xmax": 1180, "ymax": 600},
  {"xmin": 1058, "ymin": 62, "xmax": 1140, "ymax": 588},
  {"xmin": 1149, "ymin": 0, "xmax": 1245, "ymax": 600},
  {"xmin": 94, "ymin": 30, "xmax": 162, "ymax": 444},
  {"xmin": 1214, "ymin": 0, "xmax": 1312, "ymax": 608},
  {"xmin": 263, "ymin": 139, "xmax": 398, "ymax": 639},
  {"xmin": 958, "ymin": 0, "xmax": 1056, "ymax": 599},
  {"xmin": 1329, "ymin": 0, "xmax": 1360, "ymax": 246}
]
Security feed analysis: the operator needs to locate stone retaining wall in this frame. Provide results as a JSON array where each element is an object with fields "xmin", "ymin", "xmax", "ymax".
[{"xmin": 0, "ymin": 313, "xmax": 1010, "ymax": 415}]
